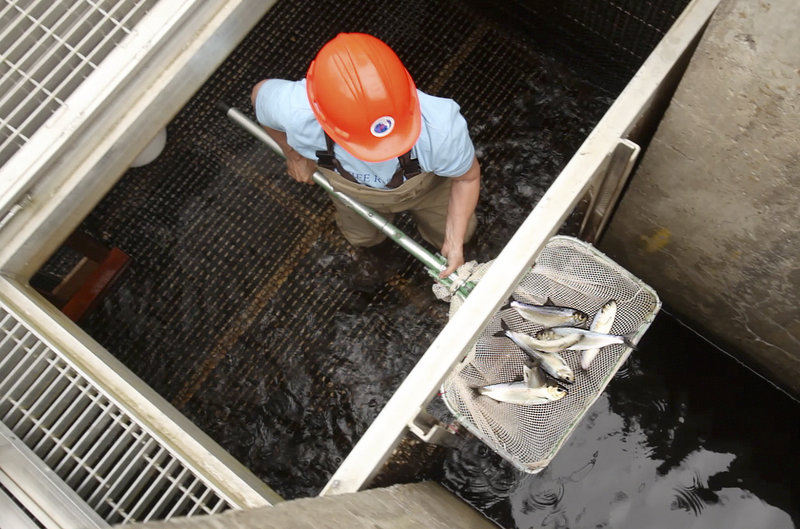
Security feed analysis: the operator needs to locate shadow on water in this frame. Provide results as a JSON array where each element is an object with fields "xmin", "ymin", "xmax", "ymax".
[{"xmin": 438, "ymin": 312, "xmax": 800, "ymax": 528}]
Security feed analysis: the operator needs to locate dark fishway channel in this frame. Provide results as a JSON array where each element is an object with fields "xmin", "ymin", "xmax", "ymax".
[{"xmin": 33, "ymin": 0, "xmax": 799, "ymax": 527}]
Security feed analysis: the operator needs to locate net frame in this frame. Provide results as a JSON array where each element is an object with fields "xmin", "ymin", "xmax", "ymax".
[{"xmin": 441, "ymin": 236, "xmax": 661, "ymax": 473}]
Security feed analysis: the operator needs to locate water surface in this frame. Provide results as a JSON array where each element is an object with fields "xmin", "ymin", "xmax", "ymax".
[{"xmin": 438, "ymin": 312, "xmax": 800, "ymax": 528}]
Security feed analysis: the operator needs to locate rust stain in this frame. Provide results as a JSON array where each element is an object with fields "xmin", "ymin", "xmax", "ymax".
[{"xmin": 640, "ymin": 227, "xmax": 671, "ymax": 252}]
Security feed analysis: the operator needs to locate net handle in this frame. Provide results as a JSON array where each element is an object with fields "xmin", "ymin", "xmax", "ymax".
[{"xmin": 220, "ymin": 104, "xmax": 474, "ymax": 299}]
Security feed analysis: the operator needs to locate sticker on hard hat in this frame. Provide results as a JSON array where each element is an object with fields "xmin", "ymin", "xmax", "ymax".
[{"xmin": 370, "ymin": 116, "xmax": 395, "ymax": 138}]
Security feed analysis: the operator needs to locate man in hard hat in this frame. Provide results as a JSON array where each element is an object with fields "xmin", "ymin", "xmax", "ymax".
[{"xmin": 251, "ymin": 33, "xmax": 479, "ymax": 279}]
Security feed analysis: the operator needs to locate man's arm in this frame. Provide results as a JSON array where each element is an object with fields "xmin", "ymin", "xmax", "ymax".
[
  {"xmin": 251, "ymin": 80, "xmax": 317, "ymax": 183},
  {"xmin": 440, "ymin": 155, "xmax": 481, "ymax": 277}
]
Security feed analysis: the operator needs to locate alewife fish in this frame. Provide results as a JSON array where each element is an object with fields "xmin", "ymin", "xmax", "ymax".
[
  {"xmin": 494, "ymin": 320, "xmax": 575, "ymax": 383},
  {"xmin": 537, "ymin": 325, "xmax": 637, "ymax": 352},
  {"xmin": 479, "ymin": 364, "xmax": 567, "ymax": 405},
  {"xmin": 505, "ymin": 296, "xmax": 589, "ymax": 328},
  {"xmin": 581, "ymin": 299, "xmax": 617, "ymax": 370},
  {"xmin": 495, "ymin": 319, "xmax": 582, "ymax": 354}
]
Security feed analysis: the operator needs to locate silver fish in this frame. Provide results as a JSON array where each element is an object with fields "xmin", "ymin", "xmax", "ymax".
[
  {"xmin": 495, "ymin": 321, "xmax": 575, "ymax": 383},
  {"xmin": 581, "ymin": 300, "xmax": 617, "ymax": 370},
  {"xmin": 495, "ymin": 320, "xmax": 582, "ymax": 354},
  {"xmin": 537, "ymin": 325, "xmax": 637, "ymax": 352},
  {"xmin": 479, "ymin": 365, "xmax": 567, "ymax": 405},
  {"xmin": 507, "ymin": 297, "xmax": 589, "ymax": 328}
]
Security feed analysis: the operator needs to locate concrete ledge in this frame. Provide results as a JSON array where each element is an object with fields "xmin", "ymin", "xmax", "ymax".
[{"xmin": 118, "ymin": 482, "xmax": 497, "ymax": 529}]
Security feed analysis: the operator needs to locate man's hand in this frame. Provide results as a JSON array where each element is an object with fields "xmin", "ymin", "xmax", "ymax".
[
  {"xmin": 286, "ymin": 151, "xmax": 317, "ymax": 184},
  {"xmin": 439, "ymin": 241, "xmax": 464, "ymax": 278}
]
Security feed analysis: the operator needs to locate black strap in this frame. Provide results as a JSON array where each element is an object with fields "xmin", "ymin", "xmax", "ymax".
[
  {"xmin": 387, "ymin": 151, "xmax": 422, "ymax": 189},
  {"xmin": 314, "ymin": 133, "xmax": 339, "ymax": 172},
  {"xmin": 316, "ymin": 132, "xmax": 421, "ymax": 189}
]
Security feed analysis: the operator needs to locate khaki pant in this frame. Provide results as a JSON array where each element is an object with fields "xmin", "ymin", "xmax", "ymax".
[{"xmin": 318, "ymin": 167, "xmax": 477, "ymax": 249}]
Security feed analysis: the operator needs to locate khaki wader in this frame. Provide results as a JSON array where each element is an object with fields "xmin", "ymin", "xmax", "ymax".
[{"xmin": 317, "ymin": 166, "xmax": 477, "ymax": 249}]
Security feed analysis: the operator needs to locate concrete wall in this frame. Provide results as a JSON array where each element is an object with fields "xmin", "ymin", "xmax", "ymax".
[
  {"xmin": 601, "ymin": 0, "xmax": 800, "ymax": 395},
  {"xmin": 117, "ymin": 482, "xmax": 497, "ymax": 529}
]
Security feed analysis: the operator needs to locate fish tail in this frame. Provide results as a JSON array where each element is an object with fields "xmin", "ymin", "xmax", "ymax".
[
  {"xmin": 525, "ymin": 357, "xmax": 541, "ymax": 369},
  {"xmin": 580, "ymin": 348, "xmax": 600, "ymax": 370},
  {"xmin": 493, "ymin": 319, "xmax": 511, "ymax": 338},
  {"xmin": 623, "ymin": 332, "xmax": 639, "ymax": 351}
]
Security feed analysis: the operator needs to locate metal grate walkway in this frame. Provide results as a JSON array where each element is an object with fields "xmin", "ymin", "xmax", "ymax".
[
  {"xmin": 0, "ymin": 0, "xmax": 158, "ymax": 167},
  {"xmin": 0, "ymin": 300, "xmax": 235, "ymax": 525}
]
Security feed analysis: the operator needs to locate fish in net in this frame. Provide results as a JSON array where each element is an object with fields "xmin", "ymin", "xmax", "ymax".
[{"xmin": 437, "ymin": 236, "xmax": 660, "ymax": 473}]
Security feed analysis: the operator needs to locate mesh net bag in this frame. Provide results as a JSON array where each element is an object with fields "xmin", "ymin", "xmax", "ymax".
[{"xmin": 440, "ymin": 236, "xmax": 661, "ymax": 472}]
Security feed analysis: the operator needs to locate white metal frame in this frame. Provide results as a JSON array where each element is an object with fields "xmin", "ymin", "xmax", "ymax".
[
  {"xmin": 0, "ymin": 281, "xmax": 272, "ymax": 523},
  {"xmin": 0, "ymin": 422, "xmax": 108, "ymax": 529},
  {"xmin": 0, "ymin": 0, "xmax": 275, "ymax": 277},
  {"xmin": 0, "ymin": 0, "xmax": 158, "ymax": 168},
  {"xmin": 321, "ymin": 0, "xmax": 721, "ymax": 495}
]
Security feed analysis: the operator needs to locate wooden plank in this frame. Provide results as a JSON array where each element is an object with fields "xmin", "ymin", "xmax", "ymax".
[{"xmin": 61, "ymin": 248, "xmax": 130, "ymax": 322}]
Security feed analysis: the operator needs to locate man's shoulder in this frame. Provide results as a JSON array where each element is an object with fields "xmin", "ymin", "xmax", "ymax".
[
  {"xmin": 417, "ymin": 90, "xmax": 462, "ymax": 117},
  {"xmin": 260, "ymin": 79, "xmax": 309, "ymax": 106},
  {"xmin": 417, "ymin": 90, "xmax": 468, "ymax": 141},
  {"xmin": 255, "ymin": 78, "xmax": 317, "ymax": 135},
  {"xmin": 414, "ymin": 90, "xmax": 473, "ymax": 176}
]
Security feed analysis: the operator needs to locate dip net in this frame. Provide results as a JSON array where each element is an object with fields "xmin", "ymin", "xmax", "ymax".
[{"xmin": 440, "ymin": 236, "xmax": 660, "ymax": 473}]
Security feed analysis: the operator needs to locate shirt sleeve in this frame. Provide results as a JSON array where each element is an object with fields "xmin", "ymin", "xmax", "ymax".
[
  {"xmin": 420, "ymin": 96, "xmax": 475, "ymax": 177},
  {"xmin": 252, "ymin": 79, "xmax": 324, "ymax": 160},
  {"xmin": 253, "ymin": 79, "xmax": 298, "ymax": 132}
]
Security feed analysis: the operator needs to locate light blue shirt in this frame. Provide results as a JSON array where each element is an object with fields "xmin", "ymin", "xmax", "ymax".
[{"xmin": 254, "ymin": 79, "xmax": 475, "ymax": 189}]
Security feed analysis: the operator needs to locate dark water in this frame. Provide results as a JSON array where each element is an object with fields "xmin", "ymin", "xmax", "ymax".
[{"xmin": 438, "ymin": 312, "xmax": 800, "ymax": 528}]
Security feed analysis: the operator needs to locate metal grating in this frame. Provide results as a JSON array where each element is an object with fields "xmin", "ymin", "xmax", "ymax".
[
  {"xmin": 462, "ymin": 0, "xmax": 691, "ymax": 93},
  {"xmin": 0, "ymin": 301, "xmax": 235, "ymax": 525},
  {"xmin": 0, "ymin": 0, "xmax": 158, "ymax": 167}
]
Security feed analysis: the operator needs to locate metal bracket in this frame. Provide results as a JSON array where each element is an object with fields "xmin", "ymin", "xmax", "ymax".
[
  {"xmin": 578, "ymin": 139, "xmax": 641, "ymax": 243},
  {"xmin": 407, "ymin": 410, "xmax": 460, "ymax": 447},
  {"xmin": 0, "ymin": 194, "xmax": 31, "ymax": 233}
]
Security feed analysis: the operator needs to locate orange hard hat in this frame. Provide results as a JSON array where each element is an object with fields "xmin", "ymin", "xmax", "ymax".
[{"xmin": 306, "ymin": 33, "xmax": 421, "ymax": 162}]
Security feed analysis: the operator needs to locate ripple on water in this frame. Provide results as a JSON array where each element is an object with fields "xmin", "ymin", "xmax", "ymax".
[{"xmin": 443, "ymin": 437, "xmax": 519, "ymax": 510}]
